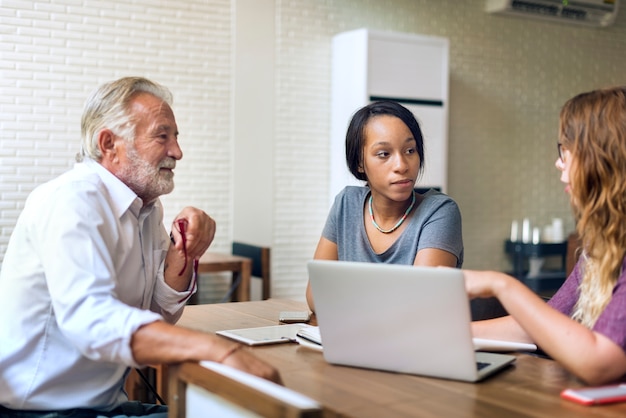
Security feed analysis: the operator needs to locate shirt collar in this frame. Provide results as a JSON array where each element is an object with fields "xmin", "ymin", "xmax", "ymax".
[{"xmin": 81, "ymin": 159, "xmax": 155, "ymax": 219}]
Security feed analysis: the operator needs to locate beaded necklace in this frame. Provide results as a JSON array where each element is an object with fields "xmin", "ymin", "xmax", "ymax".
[{"xmin": 368, "ymin": 191, "xmax": 416, "ymax": 234}]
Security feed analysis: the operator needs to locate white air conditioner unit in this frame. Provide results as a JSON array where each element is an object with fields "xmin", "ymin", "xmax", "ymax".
[{"xmin": 486, "ymin": 0, "xmax": 619, "ymax": 27}]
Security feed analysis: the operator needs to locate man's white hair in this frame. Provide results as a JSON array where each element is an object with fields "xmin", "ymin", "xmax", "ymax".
[{"xmin": 78, "ymin": 77, "xmax": 173, "ymax": 162}]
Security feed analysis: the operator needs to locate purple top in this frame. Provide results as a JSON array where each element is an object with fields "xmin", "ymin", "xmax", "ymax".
[{"xmin": 548, "ymin": 257, "xmax": 626, "ymax": 353}]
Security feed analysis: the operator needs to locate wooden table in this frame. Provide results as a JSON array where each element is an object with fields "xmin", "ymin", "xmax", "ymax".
[
  {"xmin": 129, "ymin": 253, "xmax": 252, "ymax": 401},
  {"xmin": 191, "ymin": 252, "xmax": 252, "ymax": 304},
  {"xmin": 166, "ymin": 300, "xmax": 626, "ymax": 417}
]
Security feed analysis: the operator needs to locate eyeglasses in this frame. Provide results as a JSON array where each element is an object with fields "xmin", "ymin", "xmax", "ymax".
[
  {"xmin": 557, "ymin": 142, "xmax": 565, "ymax": 162},
  {"xmin": 174, "ymin": 219, "xmax": 199, "ymax": 303}
]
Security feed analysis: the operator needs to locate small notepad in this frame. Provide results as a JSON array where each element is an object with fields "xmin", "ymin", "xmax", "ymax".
[
  {"xmin": 295, "ymin": 327, "xmax": 323, "ymax": 351},
  {"xmin": 217, "ymin": 323, "xmax": 315, "ymax": 346}
]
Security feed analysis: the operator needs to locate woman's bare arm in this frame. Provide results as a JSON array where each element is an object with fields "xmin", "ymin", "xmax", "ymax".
[{"xmin": 465, "ymin": 270, "xmax": 626, "ymax": 385}]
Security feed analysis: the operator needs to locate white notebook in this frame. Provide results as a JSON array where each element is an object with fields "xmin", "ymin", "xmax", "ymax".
[{"xmin": 296, "ymin": 326, "xmax": 536, "ymax": 353}]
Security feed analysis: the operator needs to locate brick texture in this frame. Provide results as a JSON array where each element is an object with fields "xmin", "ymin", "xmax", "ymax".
[{"xmin": 2, "ymin": 0, "xmax": 626, "ymax": 302}]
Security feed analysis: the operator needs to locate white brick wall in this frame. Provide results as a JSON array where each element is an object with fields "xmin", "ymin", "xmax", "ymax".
[
  {"xmin": 2, "ymin": 0, "xmax": 626, "ymax": 303},
  {"xmin": 272, "ymin": 0, "xmax": 626, "ymax": 298},
  {"xmin": 0, "ymin": 0, "xmax": 234, "ymax": 302}
]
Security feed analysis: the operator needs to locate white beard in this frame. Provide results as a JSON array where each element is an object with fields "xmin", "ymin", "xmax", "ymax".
[{"xmin": 117, "ymin": 144, "xmax": 176, "ymax": 204}]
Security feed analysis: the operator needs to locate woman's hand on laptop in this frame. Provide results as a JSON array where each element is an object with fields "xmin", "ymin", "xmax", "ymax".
[{"xmin": 463, "ymin": 270, "xmax": 511, "ymax": 300}]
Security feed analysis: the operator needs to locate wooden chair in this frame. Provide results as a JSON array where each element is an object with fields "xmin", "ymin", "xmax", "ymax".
[
  {"xmin": 232, "ymin": 241, "xmax": 271, "ymax": 300},
  {"xmin": 168, "ymin": 361, "xmax": 322, "ymax": 418}
]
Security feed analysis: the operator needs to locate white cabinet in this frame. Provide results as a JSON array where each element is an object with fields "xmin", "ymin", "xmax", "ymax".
[{"xmin": 330, "ymin": 28, "xmax": 449, "ymax": 203}]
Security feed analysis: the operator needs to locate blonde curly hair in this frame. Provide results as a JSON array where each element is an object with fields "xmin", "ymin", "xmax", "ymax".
[{"xmin": 559, "ymin": 86, "xmax": 626, "ymax": 328}]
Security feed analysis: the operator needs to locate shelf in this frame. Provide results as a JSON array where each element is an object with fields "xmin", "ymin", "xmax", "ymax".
[
  {"xmin": 523, "ymin": 271, "xmax": 566, "ymax": 294},
  {"xmin": 504, "ymin": 240, "xmax": 567, "ymax": 258},
  {"xmin": 504, "ymin": 240, "xmax": 567, "ymax": 294}
]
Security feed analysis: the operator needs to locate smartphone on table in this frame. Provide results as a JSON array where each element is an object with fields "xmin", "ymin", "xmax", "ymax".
[
  {"xmin": 561, "ymin": 384, "xmax": 626, "ymax": 405},
  {"xmin": 279, "ymin": 311, "xmax": 311, "ymax": 324}
]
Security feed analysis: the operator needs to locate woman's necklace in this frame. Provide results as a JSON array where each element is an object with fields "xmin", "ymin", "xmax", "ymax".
[{"xmin": 368, "ymin": 191, "xmax": 416, "ymax": 234}]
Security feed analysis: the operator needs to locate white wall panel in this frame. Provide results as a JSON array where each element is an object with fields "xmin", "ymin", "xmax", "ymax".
[{"xmin": 2, "ymin": 1, "xmax": 626, "ymax": 302}]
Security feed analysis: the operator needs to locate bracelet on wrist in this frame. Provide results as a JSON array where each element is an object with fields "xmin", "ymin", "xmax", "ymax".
[{"xmin": 218, "ymin": 344, "xmax": 242, "ymax": 363}]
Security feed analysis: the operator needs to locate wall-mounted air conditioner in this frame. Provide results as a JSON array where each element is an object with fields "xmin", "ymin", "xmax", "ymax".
[{"xmin": 486, "ymin": 0, "xmax": 619, "ymax": 27}]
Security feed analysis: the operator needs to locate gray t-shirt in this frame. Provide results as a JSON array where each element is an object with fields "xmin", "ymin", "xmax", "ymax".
[{"xmin": 322, "ymin": 186, "xmax": 464, "ymax": 266}]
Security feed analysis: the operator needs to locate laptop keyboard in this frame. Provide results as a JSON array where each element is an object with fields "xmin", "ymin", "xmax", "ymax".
[{"xmin": 477, "ymin": 362, "xmax": 490, "ymax": 371}]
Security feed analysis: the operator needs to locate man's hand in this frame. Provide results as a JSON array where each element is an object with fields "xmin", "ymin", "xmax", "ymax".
[
  {"xmin": 220, "ymin": 345, "xmax": 283, "ymax": 385},
  {"xmin": 170, "ymin": 207, "xmax": 216, "ymax": 261},
  {"xmin": 132, "ymin": 321, "xmax": 283, "ymax": 385},
  {"xmin": 165, "ymin": 207, "xmax": 215, "ymax": 291}
]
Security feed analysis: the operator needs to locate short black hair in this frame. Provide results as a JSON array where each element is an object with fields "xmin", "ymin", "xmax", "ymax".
[{"xmin": 345, "ymin": 101, "xmax": 425, "ymax": 181}]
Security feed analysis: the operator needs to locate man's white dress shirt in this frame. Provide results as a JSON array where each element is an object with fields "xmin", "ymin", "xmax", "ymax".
[{"xmin": 0, "ymin": 160, "xmax": 194, "ymax": 410}]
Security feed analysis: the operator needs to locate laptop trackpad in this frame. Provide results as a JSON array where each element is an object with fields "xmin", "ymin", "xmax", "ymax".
[{"xmin": 475, "ymin": 352, "xmax": 516, "ymax": 380}]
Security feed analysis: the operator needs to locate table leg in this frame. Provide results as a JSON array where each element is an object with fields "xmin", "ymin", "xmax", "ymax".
[{"xmin": 232, "ymin": 260, "xmax": 251, "ymax": 302}]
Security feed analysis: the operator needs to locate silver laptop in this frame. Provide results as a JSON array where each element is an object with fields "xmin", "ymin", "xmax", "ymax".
[{"xmin": 307, "ymin": 260, "xmax": 516, "ymax": 382}]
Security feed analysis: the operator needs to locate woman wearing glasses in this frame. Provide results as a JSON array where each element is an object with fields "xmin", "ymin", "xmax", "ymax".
[
  {"xmin": 306, "ymin": 101, "xmax": 464, "ymax": 312},
  {"xmin": 466, "ymin": 86, "xmax": 626, "ymax": 385}
]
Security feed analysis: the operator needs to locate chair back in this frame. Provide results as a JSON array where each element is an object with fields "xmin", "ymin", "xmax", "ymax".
[{"xmin": 232, "ymin": 241, "xmax": 271, "ymax": 300}]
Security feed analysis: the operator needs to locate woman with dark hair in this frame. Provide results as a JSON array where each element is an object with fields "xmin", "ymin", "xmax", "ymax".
[
  {"xmin": 466, "ymin": 86, "xmax": 626, "ymax": 385},
  {"xmin": 306, "ymin": 101, "xmax": 463, "ymax": 311}
]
